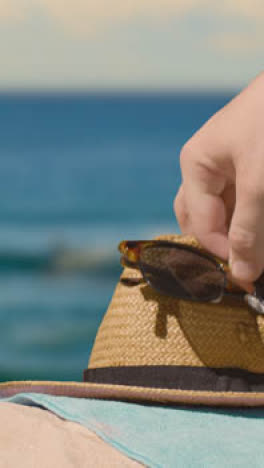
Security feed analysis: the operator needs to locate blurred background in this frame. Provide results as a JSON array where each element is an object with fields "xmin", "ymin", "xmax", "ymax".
[{"xmin": 0, "ymin": 1, "xmax": 263, "ymax": 381}]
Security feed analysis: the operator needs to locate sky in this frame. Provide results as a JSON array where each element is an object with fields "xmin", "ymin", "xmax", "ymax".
[{"xmin": 0, "ymin": 0, "xmax": 263, "ymax": 91}]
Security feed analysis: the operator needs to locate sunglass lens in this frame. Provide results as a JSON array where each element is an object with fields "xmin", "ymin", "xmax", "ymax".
[
  {"xmin": 140, "ymin": 245, "xmax": 225, "ymax": 301},
  {"xmin": 255, "ymin": 272, "xmax": 264, "ymax": 302}
]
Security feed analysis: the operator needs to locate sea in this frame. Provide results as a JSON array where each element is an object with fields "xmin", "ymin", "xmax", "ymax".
[{"xmin": 0, "ymin": 91, "xmax": 234, "ymax": 382}]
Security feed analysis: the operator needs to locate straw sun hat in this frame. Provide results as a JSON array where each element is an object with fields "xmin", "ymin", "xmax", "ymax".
[{"xmin": 1, "ymin": 234, "xmax": 264, "ymax": 407}]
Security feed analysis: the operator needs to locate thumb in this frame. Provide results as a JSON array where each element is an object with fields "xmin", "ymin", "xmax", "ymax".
[{"xmin": 229, "ymin": 180, "xmax": 264, "ymax": 282}]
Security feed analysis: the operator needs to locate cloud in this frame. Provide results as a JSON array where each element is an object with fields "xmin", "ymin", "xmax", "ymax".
[
  {"xmin": 29, "ymin": 0, "xmax": 199, "ymax": 35},
  {"xmin": 0, "ymin": 0, "xmax": 262, "ymax": 89},
  {"xmin": 211, "ymin": 32, "xmax": 264, "ymax": 54},
  {"xmin": 0, "ymin": 0, "xmax": 22, "ymax": 20},
  {"xmin": 210, "ymin": 1, "xmax": 264, "ymax": 54},
  {"xmin": 0, "ymin": 1, "xmax": 263, "ymax": 39},
  {"xmin": 0, "ymin": 0, "xmax": 197, "ymax": 34},
  {"xmin": 218, "ymin": 0, "xmax": 264, "ymax": 19}
]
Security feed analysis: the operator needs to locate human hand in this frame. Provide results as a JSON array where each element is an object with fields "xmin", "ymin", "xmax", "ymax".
[{"xmin": 174, "ymin": 72, "xmax": 264, "ymax": 284}]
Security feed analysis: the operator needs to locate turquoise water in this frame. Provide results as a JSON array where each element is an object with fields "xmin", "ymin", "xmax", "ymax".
[{"xmin": 0, "ymin": 92, "xmax": 234, "ymax": 381}]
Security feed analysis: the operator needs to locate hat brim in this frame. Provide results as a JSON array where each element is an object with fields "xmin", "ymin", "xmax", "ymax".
[{"xmin": 1, "ymin": 380, "xmax": 264, "ymax": 407}]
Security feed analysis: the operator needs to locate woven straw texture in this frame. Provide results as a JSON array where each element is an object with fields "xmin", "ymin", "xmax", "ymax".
[{"xmin": 88, "ymin": 235, "xmax": 264, "ymax": 374}]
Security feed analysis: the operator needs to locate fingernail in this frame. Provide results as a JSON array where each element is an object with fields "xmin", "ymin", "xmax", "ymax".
[{"xmin": 231, "ymin": 260, "xmax": 255, "ymax": 282}]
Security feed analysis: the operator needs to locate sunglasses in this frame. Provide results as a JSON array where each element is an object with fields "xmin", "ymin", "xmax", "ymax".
[{"xmin": 118, "ymin": 240, "xmax": 264, "ymax": 315}]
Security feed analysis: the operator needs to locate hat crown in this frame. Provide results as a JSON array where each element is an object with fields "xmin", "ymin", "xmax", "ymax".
[{"xmin": 88, "ymin": 234, "xmax": 264, "ymax": 373}]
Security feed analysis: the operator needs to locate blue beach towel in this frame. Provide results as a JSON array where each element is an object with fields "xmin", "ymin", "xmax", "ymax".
[{"xmin": 1, "ymin": 393, "xmax": 264, "ymax": 468}]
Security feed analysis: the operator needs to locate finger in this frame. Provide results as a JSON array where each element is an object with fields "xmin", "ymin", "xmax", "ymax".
[
  {"xmin": 222, "ymin": 183, "xmax": 236, "ymax": 231},
  {"xmin": 229, "ymin": 176, "xmax": 264, "ymax": 282},
  {"xmin": 180, "ymin": 146, "xmax": 229, "ymax": 260},
  {"xmin": 173, "ymin": 185, "xmax": 193, "ymax": 234}
]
